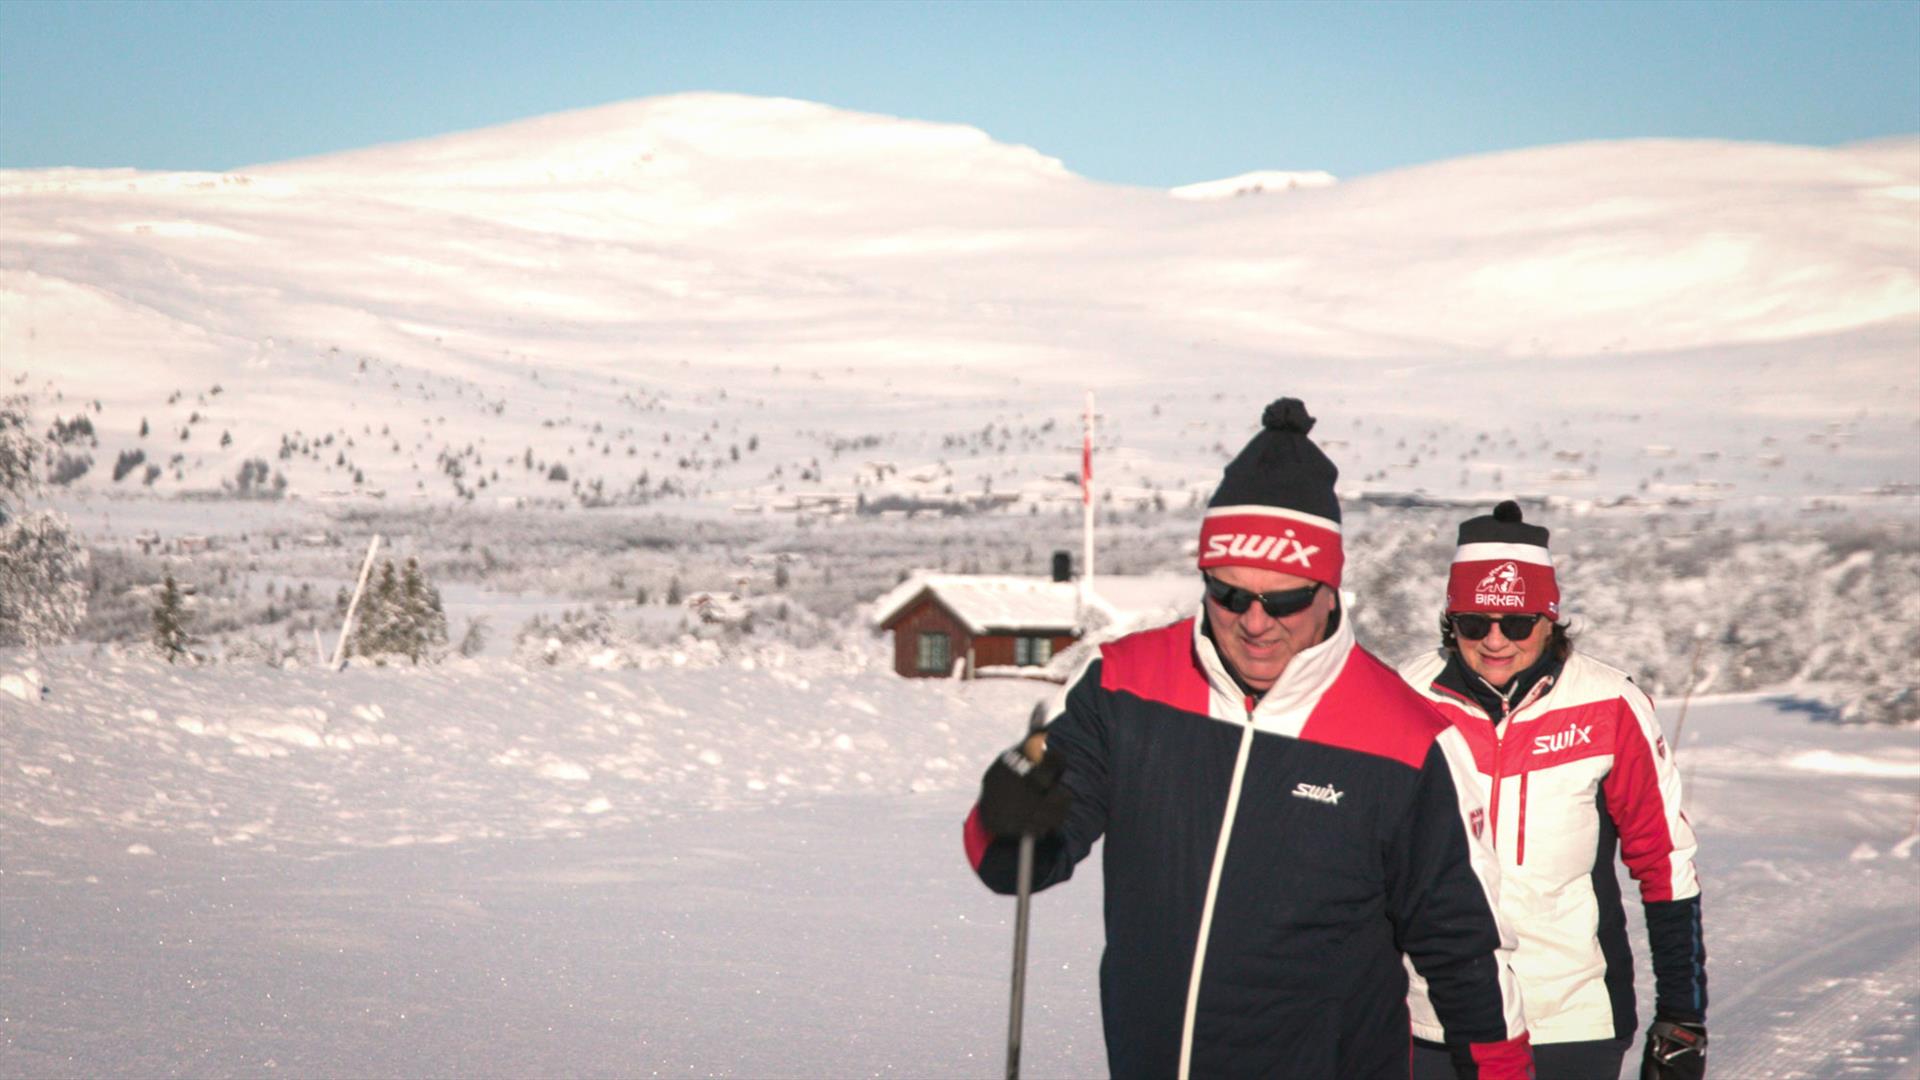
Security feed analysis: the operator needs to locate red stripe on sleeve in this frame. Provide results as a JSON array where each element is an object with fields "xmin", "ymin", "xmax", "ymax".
[
  {"xmin": 1604, "ymin": 702, "xmax": 1679, "ymax": 901},
  {"xmin": 963, "ymin": 803, "xmax": 994, "ymax": 870}
]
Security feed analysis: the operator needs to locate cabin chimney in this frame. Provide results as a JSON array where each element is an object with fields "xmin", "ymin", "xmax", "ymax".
[{"xmin": 1052, "ymin": 550, "xmax": 1072, "ymax": 583}]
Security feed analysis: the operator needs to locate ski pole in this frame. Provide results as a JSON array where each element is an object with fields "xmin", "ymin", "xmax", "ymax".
[
  {"xmin": 1671, "ymin": 624, "xmax": 1709, "ymax": 757},
  {"xmin": 1006, "ymin": 699, "xmax": 1049, "ymax": 1080},
  {"xmin": 1674, "ymin": 624, "xmax": 1709, "ymax": 813}
]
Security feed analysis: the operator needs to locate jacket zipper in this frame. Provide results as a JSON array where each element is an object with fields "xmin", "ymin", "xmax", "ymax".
[
  {"xmin": 1488, "ymin": 704, "xmax": 1508, "ymax": 857},
  {"xmin": 1494, "ymin": 678, "xmax": 1552, "ymax": 866},
  {"xmin": 1510, "ymin": 678, "xmax": 1551, "ymax": 867},
  {"xmin": 1517, "ymin": 767, "xmax": 1529, "ymax": 865},
  {"xmin": 1487, "ymin": 693, "xmax": 1515, "ymax": 861},
  {"xmin": 1177, "ymin": 694, "xmax": 1260, "ymax": 1080}
]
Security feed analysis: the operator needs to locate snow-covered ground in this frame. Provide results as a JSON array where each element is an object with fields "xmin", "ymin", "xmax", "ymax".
[{"xmin": 3, "ymin": 652, "xmax": 1915, "ymax": 1078}]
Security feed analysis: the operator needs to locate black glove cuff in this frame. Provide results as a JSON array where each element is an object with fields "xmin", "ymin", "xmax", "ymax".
[{"xmin": 1647, "ymin": 1018, "xmax": 1708, "ymax": 1058}]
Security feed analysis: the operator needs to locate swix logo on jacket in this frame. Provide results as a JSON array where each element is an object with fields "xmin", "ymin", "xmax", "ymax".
[
  {"xmin": 1474, "ymin": 562, "xmax": 1528, "ymax": 608},
  {"xmin": 1399, "ymin": 648, "xmax": 1707, "ymax": 1047},
  {"xmin": 1532, "ymin": 724, "xmax": 1592, "ymax": 755},
  {"xmin": 1291, "ymin": 781, "xmax": 1344, "ymax": 805},
  {"xmin": 965, "ymin": 616, "xmax": 1532, "ymax": 1079}
]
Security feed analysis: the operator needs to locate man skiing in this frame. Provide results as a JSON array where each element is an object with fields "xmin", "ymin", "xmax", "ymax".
[
  {"xmin": 1399, "ymin": 502, "xmax": 1708, "ymax": 1080},
  {"xmin": 964, "ymin": 399, "xmax": 1534, "ymax": 1079}
]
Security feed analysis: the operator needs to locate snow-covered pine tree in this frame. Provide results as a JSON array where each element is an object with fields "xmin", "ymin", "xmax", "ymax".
[
  {"xmin": 350, "ymin": 559, "xmax": 403, "ymax": 661},
  {"xmin": 151, "ymin": 572, "xmax": 191, "ymax": 663},
  {"xmin": 399, "ymin": 557, "xmax": 448, "ymax": 664},
  {"xmin": 2, "ymin": 400, "xmax": 37, "ymax": 517},
  {"xmin": 0, "ymin": 396, "xmax": 90, "ymax": 647},
  {"xmin": 398, "ymin": 558, "xmax": 424, "ymax": 662}
]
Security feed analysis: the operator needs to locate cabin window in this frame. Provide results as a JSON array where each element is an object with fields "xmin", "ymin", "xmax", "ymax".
[
  {"xmin": 1015, "ymin": 635, "xmax": 1053, "ymax": 666},
  {"xmin": 916, "ymin": 632, "xmax": 951, "ymax": 673}
]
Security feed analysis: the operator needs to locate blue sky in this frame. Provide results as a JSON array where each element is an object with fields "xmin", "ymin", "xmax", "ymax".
[{"xmin": 2, "ymin": 0, "xmax": 1915, "ymax": 187}]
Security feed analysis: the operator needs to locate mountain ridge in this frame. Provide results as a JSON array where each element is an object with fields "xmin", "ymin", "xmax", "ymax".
[{"xmin": 2, "ymin": 94, "xmax": 1914, "ymax": 511}]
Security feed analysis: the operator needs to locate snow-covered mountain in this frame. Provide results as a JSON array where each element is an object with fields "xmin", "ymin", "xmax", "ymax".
[
  {"xmin": 1, "ymin": 93, "xmax": 1915, "ymax": 511},
  {"xmin": 1169, "ymin": 169, "xmax": 1339, "ymax": 199}
]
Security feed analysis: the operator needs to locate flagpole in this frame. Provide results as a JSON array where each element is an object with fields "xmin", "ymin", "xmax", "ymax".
[{"xmin": 1081, "ymin": 391, "xmax": 1095, "ymax": 622}]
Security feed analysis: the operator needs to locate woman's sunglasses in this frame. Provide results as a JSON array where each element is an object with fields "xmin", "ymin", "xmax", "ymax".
[
  {"xmin": 1450, "ymin": 613, "xmax": 1546, "ymax": 642},
  {"xmin": 1203, "ymin": 574, "xmax": 1320, "ymax": 619}
]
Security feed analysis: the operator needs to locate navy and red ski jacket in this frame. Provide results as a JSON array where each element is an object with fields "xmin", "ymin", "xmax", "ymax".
[{"xmin": 965, "ymin": 615, "xmax": 1533, "ymax": 1079}]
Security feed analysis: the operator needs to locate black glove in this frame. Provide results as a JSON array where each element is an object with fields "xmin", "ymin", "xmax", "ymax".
[
  {"xmin": 978, "ymin": 743, "xmax": 1070, "ymax": 837},
  {"xmin": 1640, "ymin": 1016, "xmax": 1707, "ymax": 1080}
]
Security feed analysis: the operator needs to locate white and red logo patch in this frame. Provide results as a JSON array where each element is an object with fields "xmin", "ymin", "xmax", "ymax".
[
  {"xmin": 1198, "ymin": 506, "xmax": 1343, "ymax": 588},
  {"xmin": 1203, "ymin": 530, "xmax": 1320, "ymax": 569},
  {"xmin": 1533, "ymin": 723, "xmax": 1593, "ymax": 756},
  {"xmin": 1474, "ymin": 561, "xmax": 1528, "ymax": 608},
  {"xmin": 1469, "ymin": 807, "xmax": 1486, "ymax": 839}
]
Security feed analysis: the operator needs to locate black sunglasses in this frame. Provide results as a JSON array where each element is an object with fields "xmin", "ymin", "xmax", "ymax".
[
  {"xmin": 1450, "ymin": 613, "xmax": 1547, "ymax": 642},
  {"xmin": 1203, "ymin": 574, "xmax": 1321, "ymax": 619}
]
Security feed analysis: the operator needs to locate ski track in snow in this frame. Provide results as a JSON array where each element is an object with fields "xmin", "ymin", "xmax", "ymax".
[{"xmin": 3, "ymin": 659, "xmax": 1918, "ymax": 1077}]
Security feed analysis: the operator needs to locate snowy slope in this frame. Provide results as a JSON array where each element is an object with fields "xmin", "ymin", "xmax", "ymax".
[
  {"xmin": 2, "ymin": 653, "xmax": 1915, "ymax": 1077},
  {"xmin": 2, "ymin": 95, "xmax": 1915, "ymax": 510}
]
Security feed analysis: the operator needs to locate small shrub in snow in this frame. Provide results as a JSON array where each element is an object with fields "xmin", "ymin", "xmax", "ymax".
[
  {"xmin": 152, "ymin": 573, "xmax": 193, "ymax": 663},
  {"xmin": 456, "ymin": 616, "xmax": 490, "ymax": 658},
  {"xmin": 515, "ymin": 608, "xmax": 618, "ymax": 665},
  {"xmin": 48, "ymin": 453, "xmax": 91, "ymax": 486},
  {"xmin": 47, "ymin": 414, "xmax": 95, "ymax": 445},
  {"xmin": 112, "ymin": 448, "xmax": 147, "ymax": 482}
]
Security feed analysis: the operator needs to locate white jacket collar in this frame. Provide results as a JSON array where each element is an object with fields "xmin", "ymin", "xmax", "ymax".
[{"xmin": 1191, "ymin": 608, "xmax": 1355, "ymax": 734}]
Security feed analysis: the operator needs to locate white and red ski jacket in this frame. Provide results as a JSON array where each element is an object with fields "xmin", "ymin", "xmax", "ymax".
[{"xmin": 1399, "ymin": 648, "xmax": 1708, "ymax": 1046}]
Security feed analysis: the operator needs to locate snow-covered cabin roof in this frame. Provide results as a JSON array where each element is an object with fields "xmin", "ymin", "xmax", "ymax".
[{"xmin": 871, "ymin": 572, "xmax": 1198, "ymax": 636}]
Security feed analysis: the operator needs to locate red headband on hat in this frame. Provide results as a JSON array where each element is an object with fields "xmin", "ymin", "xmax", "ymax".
[
  {"xmin": 1198, "ymin": 505, "xmax": 1344, "ymax": 589},
  {"xmin": 1447, "ymin": 542, "xmax": 1559, "ymax": 619}
]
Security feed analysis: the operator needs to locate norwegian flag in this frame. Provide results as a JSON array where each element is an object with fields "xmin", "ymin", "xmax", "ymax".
[
  {"xmin": 1081, "ymin": 392, "xmax": 1093, "ymax": 505},
  {"xmin": 1081, "ymin": 426, "xmax": 1092, "ymax": 504}
]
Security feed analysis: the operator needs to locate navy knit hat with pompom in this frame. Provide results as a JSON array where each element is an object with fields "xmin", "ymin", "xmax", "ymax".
[
  {"xmin": 1196, "ymin": 398, "xmax": 1344, "ymax": 588},
  {"xmin": 1447, "ymin": 500, "xmax": 1560, "ymax": 619}
]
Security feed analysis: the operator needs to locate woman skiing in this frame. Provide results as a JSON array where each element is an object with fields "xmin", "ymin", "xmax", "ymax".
[{"xmin": 1399, "ymin": 501, "xmax": 1709, "ymax": 1080}]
